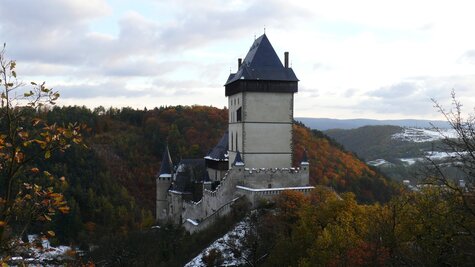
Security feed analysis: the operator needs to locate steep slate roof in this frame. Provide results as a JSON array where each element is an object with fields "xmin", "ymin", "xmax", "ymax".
[
  {"xmin": 301, "ymin": 150, "xmax": 309, "ymax": 165},
  {"xmin": 225, "ymin": 34, "xmax": 298, "ymax": 85},
  {"xmin": 158, "ymin": 146, "xmax": 173, "ymax": 178},
  {"xmin": 172, "ymin": 159, "xmax": 208, "ymax": 192},
  {"xmin": 204, "ymin": 131, "xmax": 229, "ymax": 161},
  {"xmin": 233, "ymin": 150, "xmax": 245, "ymax": 166}
]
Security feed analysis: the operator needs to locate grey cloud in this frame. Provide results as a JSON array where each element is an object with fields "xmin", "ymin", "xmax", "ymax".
[
  {"xmin": 59, "ymin": 80, "xmax": 203, "ymax": 99},
  {"xmin": 157, "ymin": 0, "xmax": 311, "ymax": 51},
  {"xmin": 459, "ymin": 50, "xmax": 475, "ymax": 64},
  {"xmin": 59, "ymin": 81, "xmax": 138, "ymax": 99},
  {"xmin": 343, "ymin": 88, "xmax": 357, "ymax": 97},
  {"xmin": 369, "ymin": 82, "xmax": 419, "ymax": 98},
  {"xmin": 1, "ymin": 0, "xmax": 310, "ymax": 82},
  {"xmin": 357, "ymin": 75, "xmax": 475, "ymax": 117}
]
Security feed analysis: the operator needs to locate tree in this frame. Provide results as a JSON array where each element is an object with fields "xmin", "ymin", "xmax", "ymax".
[
  {"xmin": 0, "ymin": 44, "xmax": 84, "ymax": 257},
  {"xmin": 430, "ymin": 91, "xmax": 475, "ymax": 196}
]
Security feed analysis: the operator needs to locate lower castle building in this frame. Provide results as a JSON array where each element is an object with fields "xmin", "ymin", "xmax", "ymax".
[{"xmin": 156, "ymin": 34, "xmax": 313, "ymax": 232}]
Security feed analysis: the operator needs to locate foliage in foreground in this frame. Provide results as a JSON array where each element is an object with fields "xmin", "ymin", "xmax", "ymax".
[
  {"xmin": 259, "ymin": 188, "xmax": 474, "ymax": 266},
  {"xmin": 86, "ymin": 197, "xmax": 250, "ymax": 266},
  {"xmin": 0, "ymin": 45, "xmax": 84, "ymax": 259}
]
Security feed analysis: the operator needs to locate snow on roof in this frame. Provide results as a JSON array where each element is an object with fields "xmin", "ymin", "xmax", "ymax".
[
  {"xmin": 186, "ymin": 219, "xmax": 199, "ymax": 226},
  {"xmin": 236, "ymin": 185, "xmax": 314, "ymax": 192}
]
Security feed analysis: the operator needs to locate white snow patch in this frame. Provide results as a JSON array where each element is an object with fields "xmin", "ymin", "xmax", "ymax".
[
  {"xmin": 6, "ymin": 235, "xmax": 73, "ymax": 265},
  {"xmin": 425, "ymin": 151, "xmax": 466, "ymax": 160},
  {"xmin": 367, "ymin": 159, "xmax": 391, "ymax": 167},
  {"xmin": 236, "ymin": 185, "xmax": 314, "ymax": 192},
  {"xmin": 186, "ymin": 219, "xmax": 199, "ymax": 226},
  {"xmin": 392, "ymin": 127, "xmax": 457, "ymax": 143},
  {"xmin": 185, "ymin": 220, "xmax": 249, "ymax": 267},
  {"xmin": 399, "ymin": 158, "xmax": 422, "ymax": 165}
]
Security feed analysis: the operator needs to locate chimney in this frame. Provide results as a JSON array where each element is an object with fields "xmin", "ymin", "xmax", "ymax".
[
  {"xmin": 284, "ymin": 52, "xmax": 289, "ymax": 68},
  {"xmin": 238, "ymin": 58, "xmax": 242, "ymax": 69}
]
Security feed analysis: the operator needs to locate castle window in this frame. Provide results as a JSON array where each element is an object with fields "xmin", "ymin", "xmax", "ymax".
[
  {"xmin": 236, "ymin": 132, "xmax": 238, "ymax": 151},
  {"xmin": 236, "ymin": 107, "xmax": 242, "ymax": 122},
  {"xmin": 268, "ymin": 183, "xmax": 272, "ymax": 188},
  {"xmin": 231, "ymin": 132, "xmax": 234, "ymax": 151}
]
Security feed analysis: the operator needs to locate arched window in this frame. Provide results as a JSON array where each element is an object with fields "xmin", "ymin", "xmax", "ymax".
[{"xmin": 236, "ymin": 107, "xmax": 242, "ymax": 122}]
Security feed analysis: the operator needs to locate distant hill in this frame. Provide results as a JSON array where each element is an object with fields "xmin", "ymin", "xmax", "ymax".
[
  {"xmin": 324, "ymin": 125, "xmax": 434, "ymax": 161},
  {"xmin": 323, "ymin": 125, "xmax": 458, "ymax": 181},
  {"xmin": 296, "ymin": 117, "xmax": 450, "ymax": 130}
]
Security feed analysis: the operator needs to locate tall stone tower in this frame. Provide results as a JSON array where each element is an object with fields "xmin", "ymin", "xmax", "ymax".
[
  {"xmin": 225, "ymin": 34, "xmax": 298, "ymax": 168},
  {"xmin": 155, "ymin": 146, "xmax": 173, "ymax": 221}
]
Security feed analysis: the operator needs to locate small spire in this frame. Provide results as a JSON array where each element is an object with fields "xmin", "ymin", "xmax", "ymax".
[
  {"xmin": 264, "ymin": 25, "xmax": 266, "ymax": 34},
  {"xmin": 300, "ymin": 149, "xmax": 309, "ymax": 166},
  {"xmin": 158, "ymin": 145, "xmax": 173, "ymax": 178},
  {"xmin": 233, "ymin": 150, "xmax": 245, "ymax": 166}
]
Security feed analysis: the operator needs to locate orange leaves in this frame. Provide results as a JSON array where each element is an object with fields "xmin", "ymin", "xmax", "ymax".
[
  {"xmin": 292, "ymin": 123, "xmax": 390, "ymax": 202},
  {"xmin": 58, "ymin": 206, "xmax": 70, "ymax": 214}
]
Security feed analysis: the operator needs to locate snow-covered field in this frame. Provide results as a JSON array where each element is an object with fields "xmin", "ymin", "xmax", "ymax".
[
  {"xmin": 185, "ymin": 220, "xmax": 249, "ymax": 267},
  {"xmin": 392, "ymin": 127, "xmax": 457, "ymax": 143},
  {"xmin": 366, "ymin": 159, "xmax": 392, "ymax": 167},
  {"xmin": 6, "ymin": 235, "xmax": 73, "ymax": 266}
]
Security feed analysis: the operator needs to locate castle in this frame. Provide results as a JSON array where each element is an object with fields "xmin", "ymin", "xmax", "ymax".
[{"xmin": 156, "ymin": 34, "xmax": 313, "ymax": 232}]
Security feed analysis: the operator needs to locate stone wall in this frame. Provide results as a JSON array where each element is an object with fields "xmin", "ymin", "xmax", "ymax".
[
  {"xmin": 239, "ymin": 166, "xmax": 309, "ymax": 189},
  {"xmin": 175, "ymin": 165, "xmax": 311, "ymax": 232}
]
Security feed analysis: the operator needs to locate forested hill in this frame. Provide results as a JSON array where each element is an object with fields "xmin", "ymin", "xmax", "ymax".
[{"xmin": 39, "ymin": 106, "xmax": 397, "ymax": 246}]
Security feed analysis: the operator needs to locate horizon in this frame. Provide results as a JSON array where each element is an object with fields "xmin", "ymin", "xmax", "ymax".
[{"xmin": 2, "ymin": 0, "xmax": 475, "ymax": 120}]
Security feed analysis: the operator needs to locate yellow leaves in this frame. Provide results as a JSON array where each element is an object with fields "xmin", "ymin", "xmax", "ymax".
[
  {"xmin": 44, "ymin": 150, "xmax": 51, "ymax": 159},
  {"xmin": 46, "ymin": 230, "xmax": 55, "ymax": 237},
  {"xmin": 58, "ymin": 206, "xmax": 70, "ymax": 214},
  {"xmin": 32, "ymin": 118, "xmax": 42, "ymax": 126},
  {"xmin": 0, "ymin": 221, "xmax": 5, "ymax": 227},
  {"xmin": 43, "ymin": 170, "xmax": 52, "ymax": 178},
  {"xmin": 17, "ymin": 131, "xmax": 28, "ymax": 139},
  {"xmin": 42, "ymin": 214, "xmax": 52, "ymax": 222},
  {"xmin": 30, "ymin": 167, "xmax": 40, "ymax": 173},
  {"xmin": 14, "ymin": 151, "xmax": 24, "ymax": 163},
  {"xmin": 34, "ymin": 139, "xmax": 47, "ymax": 149}
]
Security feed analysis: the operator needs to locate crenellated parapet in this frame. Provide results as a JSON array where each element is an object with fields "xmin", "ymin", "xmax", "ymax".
[{"xmin": 238, "ymin": 166, "xmax": 310, "ymax": 189}]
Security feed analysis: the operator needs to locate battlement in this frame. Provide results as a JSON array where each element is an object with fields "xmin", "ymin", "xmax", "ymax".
[
  {"xmin": 236, "ymin": 185, "xmax": 314, "ymax": 207},
  {"xmin": 243, "ymin": 167, "xmax": 306, "ymax": 174}
]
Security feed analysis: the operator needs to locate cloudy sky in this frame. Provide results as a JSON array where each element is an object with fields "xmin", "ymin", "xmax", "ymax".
[{"xmin": 1, "ymin": 0, "xmax": 475, "ymax": 120}]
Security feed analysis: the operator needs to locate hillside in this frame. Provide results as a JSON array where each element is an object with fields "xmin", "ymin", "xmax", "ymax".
[
  {"xmin": 34, "ymin": 106, "xmax": 397, "ymax": 247},
  {"xmin": 324, "ymin": 125, "xmax": 435, "ymax": 161},
  {"xmin": 297, "ymin": 117, "xmax": 450, "ymax": 130},
  {"xmin": 324, "ymin": 125, "xmax": 459, "ymax": 181}
]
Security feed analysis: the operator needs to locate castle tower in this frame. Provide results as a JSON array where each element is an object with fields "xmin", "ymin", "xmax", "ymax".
[
  {"xmin": 225, "ymin": 34, "xmax": 299, "ymax": 168},
  {"xmin": 156, "ymin": 145, "xmax": 173, "ymax": 221}
]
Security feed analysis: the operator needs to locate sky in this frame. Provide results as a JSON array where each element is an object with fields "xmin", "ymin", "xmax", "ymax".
[{"xmin": 1, "ymin": 0, "xmax": 475, "ymax": 120}]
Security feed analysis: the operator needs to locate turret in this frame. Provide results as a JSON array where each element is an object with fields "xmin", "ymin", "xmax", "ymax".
[
  {"xmin": 300, "ymin": 150, "xmax": 310, "ymax": 184},
  {"xmin": 233, "ymin": 150, "xmax": 245, "ymax": 167},
  {"xmin": 156, "ymin": 145, "xmax": 173, "ymax": 221}
]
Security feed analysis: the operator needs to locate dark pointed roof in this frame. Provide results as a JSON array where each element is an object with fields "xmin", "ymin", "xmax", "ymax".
[
  {"xmin": 225, "ymin": 34, "xmax": 298, "ymax": 85},
  {"xmin": 233, "ymin": 150, "xmax": 245, "ymax": 166},
  {"xmin": 204, "ymin": 131, "xmax": 229, "ymax": 161},
  {"xmin": 301, "ymin": 150, "xmax": 309, "ymax": 166},
  {"xmin": 158, "ymin": 146, "xmax": 173, "ymax": 178},
  {"xmin": 172, "ymin": 159, "xmax": 207, "ymax": 192}
]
